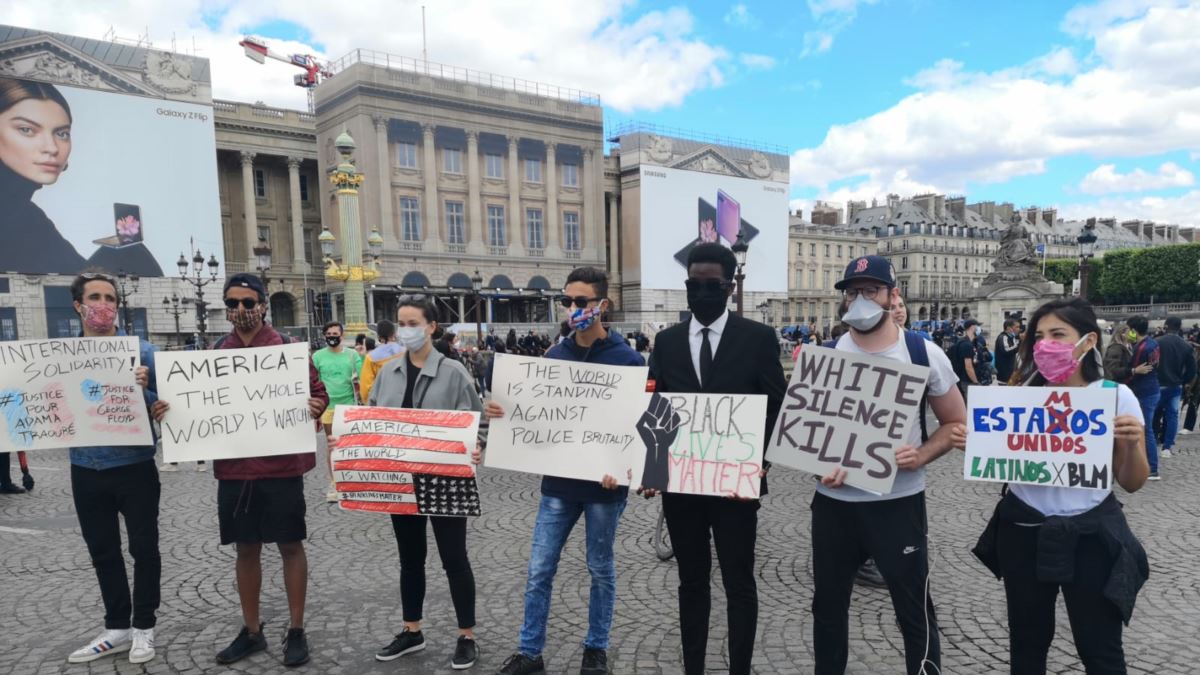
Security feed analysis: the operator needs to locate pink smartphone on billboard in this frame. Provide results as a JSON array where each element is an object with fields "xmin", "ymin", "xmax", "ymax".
[{"xmin": 716, "ymin": 190, "xmax": 740, "ymax": 245}]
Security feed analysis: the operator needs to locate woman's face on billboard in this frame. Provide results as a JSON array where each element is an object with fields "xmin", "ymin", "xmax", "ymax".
[{"xmin": 0, "ymin": 98, "xmax": 72, "ymax": 185}]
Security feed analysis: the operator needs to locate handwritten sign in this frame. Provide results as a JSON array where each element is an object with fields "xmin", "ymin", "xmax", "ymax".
[
  {"xmin": 767, "ymin": 345, "xmax": 929, "ymax": 494},
  {"xmin": 965, "ymin": 386, "xmax": 1115, "ymax": 490},
  {"xmin": 485, "ymin": 353, "xmax": 649, "ymax": 484},
  {"xmin": 0, "ymin": 337, "xmax": 152, "ymax": 450},
  {"xmin": 332, "ymin": 406, "xmax": 482, "ymax": 516},
  {"xmin": 156, "ymin": 343, "xmax": 315, "ymax": 462},
  {"xmin": 633, "ymin": 393, "xmax": 767, "ymax": 498}
]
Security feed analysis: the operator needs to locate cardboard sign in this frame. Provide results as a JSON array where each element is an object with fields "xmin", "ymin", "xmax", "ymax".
[
  {"xmin": 156, "ymin": 343, "xmax": 315, "ymax": 462},
  {"xmin": 0, "ymin": 337, "xmax": 153, "ymax": 451},
  {"xmin": 485, "ymin": 354, "xmax": 649, "ymax": 484},
  {"xmin": 767, "ymin": 344, "xmax": 930, "ymax": 494},
  {"xmin": 331, "ymin": 406, "xmax": 482, "ymax": 517},
  {"xmin": 633, "ymin": 393, "xmax": 768, "ymax": 499},
  {"xmin": 965, "ymin": 386, "xmax": 1116, "ymax": 490}
]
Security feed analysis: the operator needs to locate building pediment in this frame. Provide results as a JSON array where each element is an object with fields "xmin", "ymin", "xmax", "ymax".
[
  {"xmin": 0, "ymin": 34, "xmax": 170, "ymax": 97},
  {"xmin": 670, "ymin": 147, "xmax": 750, "ymax": 178}
]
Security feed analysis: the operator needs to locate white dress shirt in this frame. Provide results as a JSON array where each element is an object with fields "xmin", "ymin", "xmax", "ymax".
[{"xmin": 688, "ymin": 310, "xmax": 729, "ymax": 386}]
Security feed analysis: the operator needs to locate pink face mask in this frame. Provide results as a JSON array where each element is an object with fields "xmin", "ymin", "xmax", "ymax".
[
  {"xmin": 81, "ymin": 303, "xmax": 117, "ymax": 333},
  {"xmin": 1032, "ymin": 335, "xmax": 1088, "ymax": 384}
]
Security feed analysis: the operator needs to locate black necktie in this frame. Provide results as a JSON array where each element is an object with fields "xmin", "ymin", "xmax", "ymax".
[{"xmin": 700, "ymin": 327, "xmax": 714, "ymax": 387}]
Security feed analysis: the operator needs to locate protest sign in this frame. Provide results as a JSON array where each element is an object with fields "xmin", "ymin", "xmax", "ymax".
[
  {"xmin": 0, "ymin": 337, "xmax": 152, "ymax": 451},
  {"xmin": 331, "ymin": 406, "xmax": 482, "ymax": 516},
  {"xmin": 964, "ymin": 386, "xmax": 1115, "ymax": 490},
  {"xmin": 633, "ymin": 392, "xmax": 767, "ymax": 499},
  {"xmin": 767, "ymin": 344, "xmax": 929, "ymax": 494},
  {"xmin": 485, "ymin": 353, "xmax": 648, "ymax": 484},
  {"xmin": 156, "ymin": 342, "xmax": 315, "ymax": 462}
]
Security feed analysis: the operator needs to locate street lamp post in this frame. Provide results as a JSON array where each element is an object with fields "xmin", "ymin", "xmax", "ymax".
[
  {"xmin": 757, "ymin": 301, "xmax": 769, "ymax": 326},
  {"xmin": 161, "ymin": 294, "xmax": 186, "ymax": 347},
  {"xmin": 253, "ymin": 235, "xmax": 273, "ymax": 323},
  {"xmin": 1076, "ymin": 228, "xmax": 1098, "ymax": 299},
  {"xmin": 731, "ymin": 230, "xmax": 749, "ymax": 316},
  {"xmin": 471, "ymin": 269, "xmax": 484, "ymax": 346},
  {"xmin": 321, "ymin": 130, "xmax": 384, "ymax": 335},
  {"xmin": 177, "ymin": 246, "xmax": 221, "ymax": 348},
  {"xmin": 115, "ymin": 272, "xmax": 140, "ymax": 336}
]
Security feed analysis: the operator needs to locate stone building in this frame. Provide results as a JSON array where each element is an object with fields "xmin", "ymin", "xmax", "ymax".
[{"xmin": 766, "ymin": 211, "xmax": 874, "ymax": 329}]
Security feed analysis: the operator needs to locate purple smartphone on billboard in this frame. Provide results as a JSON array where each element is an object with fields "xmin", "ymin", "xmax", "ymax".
[{"xmin": 716, "ymin": 190, "xmax": 741, "ymax": 245}]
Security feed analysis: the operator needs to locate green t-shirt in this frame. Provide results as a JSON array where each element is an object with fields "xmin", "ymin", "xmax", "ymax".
[{"xmin": 312, "ymin": 347, "xmax": 362, "ymax": 405}]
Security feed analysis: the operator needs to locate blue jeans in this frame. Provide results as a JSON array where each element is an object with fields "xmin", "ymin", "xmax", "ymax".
[
  {"xmin": 1138, "ymin": 390, "xmax": 1161, "ymax": 473},
  {"xmin": 1156, "ymin": 385, "xmax": 1183, "ymax": 451},
  {"xmin": 518, "ymin": 495, "xmax": 626, "ymax": 657}
]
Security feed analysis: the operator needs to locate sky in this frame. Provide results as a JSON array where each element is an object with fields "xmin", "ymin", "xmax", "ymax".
[{"xmin": 4, "ymin": 0, "xmax": 1199, "ymax": 226}]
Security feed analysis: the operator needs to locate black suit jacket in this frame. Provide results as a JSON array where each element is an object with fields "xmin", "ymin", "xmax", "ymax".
[{"xmin": 649, "ymin": 312, "xmax": 788, "ymax": 495}]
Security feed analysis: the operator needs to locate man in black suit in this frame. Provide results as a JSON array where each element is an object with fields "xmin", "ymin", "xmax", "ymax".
[{"xmin": 642, "ymin": 242, "xmax": 787, "ymax": 675}]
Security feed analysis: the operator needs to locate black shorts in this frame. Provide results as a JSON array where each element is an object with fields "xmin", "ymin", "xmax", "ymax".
[{"xmin": 217, "ymin": 477, "xmax": 307, "ymax": 545}]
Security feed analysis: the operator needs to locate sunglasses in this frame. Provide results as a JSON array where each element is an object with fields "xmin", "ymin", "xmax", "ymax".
[
  {"xmin": 559, "ymin": 296, "xmax": 602, "ymax": 309},
  {"xmin": 78, "ymin": 272, "xmax": 115, "ymax": 282},
  {"xmin": 224, "ymin": 298, "xmax": 259, "ymax": 310},
  {"xmin": 398, "ymin": 294, "xmax": 428, "ymax": 302},
  {"xmin": 684, "ymin": 278, "xmax": 731, "ymax": 293}
]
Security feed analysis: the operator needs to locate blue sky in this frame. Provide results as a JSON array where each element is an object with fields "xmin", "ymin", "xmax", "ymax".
[{"xmin": 7, "ymin": 0, "xmax": 1199, "ymax": 224}]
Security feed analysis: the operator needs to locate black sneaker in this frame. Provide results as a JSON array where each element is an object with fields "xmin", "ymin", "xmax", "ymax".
[
  {"xmin": 580, "ymin": 648, "xmax": 609, "ymax": 675},
  {"xmin": 0, "ymin": 483, "xmax": 25, "ymax": 494},
  {"xmin": 496, "ymin": 652, "xmax": 545, "ymax": 675},
  {"xmin": 1148, "ymin": 471, "xmax": 1161, "ymax": 481},
  {"xmin": 282, "ymin": 627, "xmax": 309, "ymax": 667},
  {"xmin": 216, "ymin": 623, "xmax": 267, "ymax": 664},
  {"xmin": 452, "ymin": 636, "xmax": 478, "ymax": 670},
  {"xmin": 376, "ymin": 629, "xmax": 425, "ymax": 662}
]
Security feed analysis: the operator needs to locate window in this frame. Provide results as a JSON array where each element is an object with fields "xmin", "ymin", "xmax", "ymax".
[
  {"xmin": 0, "ymin": 307, "xmax": 15, "ymax": 341},
  {"xmin": 298, "ymin": 174, "xmax": 310, "ymax": 202},
  {"xmin": 886, "ymin": 241, "xmax": 892, "ymax": 252},
  {"xmin": 253, "ymin": 168, "xmax": 266, "ymax": 198},
  {"xmin": 131, "ymin": 308, "xmax": 149, "ymax": 342},
  {"xmin": 485, "ymin": 153, "xmax": 503, "ymax": 178},
  {"xmin": 562, "ymin": 163, "xmax": 578, "ymax": 187},
  {"xmin": 443, "ymin": 148, "xmax": 463, "ymax": 174},
  {"xmin": 920, "ymin": 279, "xmax": 928, "ymax": 297},
  {"xmin": 860, "ymin": 246, "xmax": 867, "ymax": 256},
  {"xmin": 524, "ymin": 158, "xmax": 542, "ymax": 183},
  {"xmin": 902, "ymin": 240, "xmax": 909, "ymax": 251},
  {"xmin": 922, "ymin": 256, "xmax": 927, "ymax": 269},
  {"xmin": 0, "ymin": 278, "xmax": 8, "ymax": 293},
  {"xmin": 303, "ymin": 227, "xmax": 314, "ymax": 264},
  {"xmin": 902, "ymin": 256, "xmax": 909, "ymax": 270},
  {"xmin": 446, "ymin": 201, "xmax": 465, "ymax": 245},
  {"xmin": 823, "ymin": 269, "xmax": 830, "ymax": 290},
  {"xmin": 400, "ymin": 197, "xmax": 421, "ymax": 241},
  {"xmin": 487, "ymin": 205, "xmax": 506, "ymax": 246},
  {"xmin": 526, "ymin": 208, "xmax": 544, "ymax": 249},
  {"xmin": 837, "ymin": 244, "xmax": 843, "ymax": 258},
  {"xmin": 257, "ymin": 226, "xmax": 271, "ymax": 254},
  {"xmin": 808, "ymin": 269, "xmax": 815, "ymax": 288},
  {"xmin": 810, "ymin": 243, "xmax": 817, "ymax": 256},
  {"xmin": 825, "ymin": 244, "xmax": 831, "ymax": 257},
  {"xmin": 43, "ymin": 286, "xmax": 79, "ymax": 339},
  {"xmin": 397, "ymin": 142, "xmax": 418, "ymax": 168},
  {"xmin": 942, "ymin": 257, "xmax": 948, "ymax": 270},
  {"xmin": 564, "ymin": 212, "xmax": 581, "ymax": 251},
  {"xmin": 901, "ymin": 280, "xmax": 909, "ymax": 297}
]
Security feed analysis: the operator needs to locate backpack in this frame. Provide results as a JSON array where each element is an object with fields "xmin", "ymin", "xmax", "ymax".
[{"xmin": 903, "ymin": 329, "xmax": 931, "ymax": 443}]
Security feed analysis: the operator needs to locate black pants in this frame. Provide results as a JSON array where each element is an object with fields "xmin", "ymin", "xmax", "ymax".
[
  {"xmin": 811, "ymin": 491, "xmax": 939, "ymax": 675},
  {"xmin": 0, "ymin": 452, "xmax": 12, "ymax": 486},
  {"xmin": 1185, "ymin": 398, "xmax": 1198, "ymax": 431},
  {"xmin": 71, "ymin": 461, "xmax": 161, "ymax": 630},
  {"xmin": 662, "ymin": 493, "xmax": 758, "ymax": 675},
  {"xmin": 998, "ymin": 520, "xmax": 1127, "ymax": 674},
  {"xmin": 391, "ymin": 514, "xmax": 476, "ymax": 629}
]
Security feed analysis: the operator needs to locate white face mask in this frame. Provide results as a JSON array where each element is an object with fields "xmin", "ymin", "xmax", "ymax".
[
  {"xmin": 842, "ymin": 295, "xmax": 886, "ymax": 332},
  {"xmin": 397, "ymin": 326, "xmax": 427, "ymax": 352}
]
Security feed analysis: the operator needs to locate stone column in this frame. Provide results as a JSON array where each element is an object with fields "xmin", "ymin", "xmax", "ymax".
[
  {"xmin": 287, "ymin": 157, "xmax": 307, "ymax": 272},
  {"xmin": 367, "ymin": 290, "xmax": 376, "ymax": 325},
  {"xmin": 373, "ymin": 115, "xmax": 395, "ymax": 245},
  {"xmin": 421, "ymin": 123, "xmax": 441, "ymax": 249},
  {"xmin": 457, "ymin": 294, "xmax": 466, "ymax": 322},
  {"xmin": 545, "ymin": 142, "xmax": 561, "ymax": 255},
  {"xmin": 586, "ymin": 146, "xmax": 604, "ymax": 261},
  {"xmin": 507, "ymin": 135, "xmax": 522, "ymax": 256},
  {"xmin": 466, "ymin": 130, "xmax": 485, "ymax": 254},
  {"xmin": 240, "ymin": 151, "xmax": 258, "ymax": 263},
  {"xmin": 607, "ymin": 192, "xmax": 621, "ymax": 303}
]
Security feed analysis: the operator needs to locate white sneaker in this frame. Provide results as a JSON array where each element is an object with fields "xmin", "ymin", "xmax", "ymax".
[
  {"xmin": 67, "ymin": 629, "xmax": 131, "ymax": 663},
  {"xmin": 1161, "ymin": 449, "xmax": 1172, "ymax": 459},
  {"xmin": 159, "ymin": 464, "xmax": 178, "ymax": 473},
  {"xmin": 1178, "ymin": 429, "xmax": 1191, "ymax": 435},
  {"xmin": 196, "ymin": 462, "xmax": 207, "ymax": 472},
  {"xmin": 130, "ymin": 628, "xmax": 156, "ymax": 664}
]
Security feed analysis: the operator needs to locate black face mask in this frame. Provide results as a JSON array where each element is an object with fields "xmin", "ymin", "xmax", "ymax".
[
  {"xmin": 686, "ymin": 278, "xmax": 730, "ymax": 326},
  {"xmin": 325, "ymin": 336, "xmax": 342, "ymax": 347}
]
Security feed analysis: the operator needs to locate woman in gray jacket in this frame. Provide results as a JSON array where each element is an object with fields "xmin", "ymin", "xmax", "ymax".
[{"xmin": 366, "ymin": 295, "xmax": 484, "ymax": 670}]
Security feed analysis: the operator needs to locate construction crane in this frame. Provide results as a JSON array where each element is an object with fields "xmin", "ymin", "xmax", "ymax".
[{"xmin": 238, "ymin": 36, "xmax": 331, "ymax": 111}]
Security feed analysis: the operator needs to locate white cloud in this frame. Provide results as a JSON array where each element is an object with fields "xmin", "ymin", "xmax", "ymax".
[
  {"xmin": 807, "ymin": 0, "xmax": 877, "ymax": 18},
  {"xmin": 724, "ymin": 3, "xmax": 758, "ymax": 28},
  {"xmin": 1058, "ymin": 190, "xmax": 1200, "ymax": 226},
  {"xmin": 799, "ymin": 0, "xmax": 878, "ymax": 58},
  {"xmin": 1079, "ymin": 162, "xmax": 1195, "ymax": 194},
  {"xmin": 1060, "ymin": 0, "xmax": 1186, "ymax": 36},
  {"xmin": 791, "ymin": 3, "xmax": 1200, "ymax": 210},
  {"xmin": 738, "ymin": 52, "xmax": 777, "ymax": 70},
  {"xmin": 2, "ymin": 0, "xmax": 730, "ymax": 113}
]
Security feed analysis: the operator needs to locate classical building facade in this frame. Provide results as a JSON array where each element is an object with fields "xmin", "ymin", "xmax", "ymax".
[{"xmin": 766, "ymin": 212, "xmax": 875, "ymax": 329}]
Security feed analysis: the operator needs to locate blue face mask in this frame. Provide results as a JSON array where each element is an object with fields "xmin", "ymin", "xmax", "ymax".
[{"xmin": 569, "ymin": 305, "xmax": 603, "ymax": 332}]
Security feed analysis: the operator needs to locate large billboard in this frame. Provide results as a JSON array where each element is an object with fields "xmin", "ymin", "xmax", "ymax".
[
  {"xmin": 0, "ymin": 75, "xmax": 221, "ymax": 277},
  {"xmin": 639, "ymin": 165, "xmax": 788, "ymax": 292}
]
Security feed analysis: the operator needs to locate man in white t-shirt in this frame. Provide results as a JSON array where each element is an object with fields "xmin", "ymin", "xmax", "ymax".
[{"xmin": 813, "ymin": 255, "xmax": 967, "ymax": 675}]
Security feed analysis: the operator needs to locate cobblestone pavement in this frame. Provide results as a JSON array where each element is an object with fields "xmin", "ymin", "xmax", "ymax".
[{"xmin": 3, "ymin": 432, "xmax": 1199, "ymax": 675}]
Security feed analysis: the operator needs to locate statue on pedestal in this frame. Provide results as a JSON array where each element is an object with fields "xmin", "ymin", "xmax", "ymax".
[{"xmin": 996, "ymin": 215, "xmax": 1037, "ymax": 268}]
